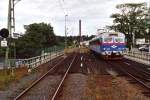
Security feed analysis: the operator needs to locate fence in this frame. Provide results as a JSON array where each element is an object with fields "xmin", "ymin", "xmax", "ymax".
[
  {"xmin": 123, "ymin": 50, "xmax": 150, "ymax": 66},
  {"xmin": 3, "ymin": 47, "xmax": 64, "ymax": 70}
]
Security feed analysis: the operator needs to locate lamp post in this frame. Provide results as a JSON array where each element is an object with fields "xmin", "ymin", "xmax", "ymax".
[
  {"xmin": 146, "ymin": 21, "xmax": 150, "ymax": 53},
  {"xmin": 148, "ymin": 22, "xmax": 150, "ymax": 54},
  {"xmin": 147, "ymin": 3, "xmax": 150, "ymax": 53},
  {"xmin": 132, "ymin": 26, "xmax": 137, "ymax": 50},
  {"xmin": 65, "ymin": 14, "xmax": 68, "ymax": 49}
]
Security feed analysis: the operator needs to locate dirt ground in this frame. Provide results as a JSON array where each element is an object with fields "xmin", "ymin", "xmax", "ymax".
[
  {"xmin": 84, "ymin": 75, "xmax": 150, "ymax": 100},
  {"xmin": 58, "ymin": 73, "xmax": 150, "ymax": 100}
]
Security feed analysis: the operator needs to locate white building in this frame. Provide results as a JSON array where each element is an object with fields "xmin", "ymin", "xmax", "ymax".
[{"xmin": 12, "ymin": 33, "xmax": 23, "ymax": 39}]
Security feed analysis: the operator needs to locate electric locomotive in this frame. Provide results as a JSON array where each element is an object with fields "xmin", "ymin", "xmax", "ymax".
[{"xmin": 89, "ymin": 32, "xmax": 126, "ymax": 59}]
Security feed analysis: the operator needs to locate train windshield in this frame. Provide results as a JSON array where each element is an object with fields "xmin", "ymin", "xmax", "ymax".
[
  {"xmin": 115, "ymin": 37, "xmax": 124, "ymax": 43},
  {"xmin": 103, "ymin": 37, "xmax": 113, "ymax": 43}
]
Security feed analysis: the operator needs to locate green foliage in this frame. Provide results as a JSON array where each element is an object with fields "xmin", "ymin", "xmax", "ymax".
[
  {"xmin": 0, "ymin": 47, "xmax": 5, "ymax": 57},
  {"xmin": 15, "ymin": 22, "xmax": 57, "ymax": 58},
  {"xmin": 109, "ymin": 3, "xmax": 150, "ymax": 47},
  {"xmin": 56, "ymin": 35, "xmax": 94, "ymax": 48}
]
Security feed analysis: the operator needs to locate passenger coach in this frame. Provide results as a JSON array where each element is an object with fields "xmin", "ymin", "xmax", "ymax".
[{"xmin": 89, "ymin": 32, "xmax": 126, "ymax": 59}]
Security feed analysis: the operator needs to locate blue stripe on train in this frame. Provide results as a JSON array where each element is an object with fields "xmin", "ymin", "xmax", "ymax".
[{"xmin": 100, "ymin": 45, "xmax": 126, "ymax": 51}]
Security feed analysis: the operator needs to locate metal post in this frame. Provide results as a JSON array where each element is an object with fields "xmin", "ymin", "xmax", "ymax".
[
  {"xmin": 65, "ymin": 15, "xmax": 68, "ymax": 49},
  {"xmin": 12, "ymin": 0, "xmax": 15, "ymax": 32},
  {"xmin": 79, "ymin": 20, "xmax": 81, "ymax": 48},
  {"xmin": 14, "ymin": 42, "xmax": 16, "ymax": 66},
  {"xmin": 8, "ymin": 0, "xmax": 12, "ymax": 36},
  {"xmin": 149, "ymin": 44, "xmax": 150, "ymax": 53},
  {"xmin": 4, "ymin": 46, "xmax": 9, "ymax": 69},
  {"xmin": 50, "ymin": 50, "xmax": 51, "ymax": 65},
  {"xmin": 148, "ymin": 1, "xmax": 150, "ymax": 54},
  {"xmin": 4, "ymin": 0, "xmax": 12, "ymax": 70},
  {"xmin": 6, "ymin": 0, "xmax": 15, "ymax": 75},
  {"xmin": 6, "ymin": 0, "xmax": 21, "ymax": 70},
  {"xmin": 8, "ymin": 0, "xmax": 16, "ymax": 37},
  {"xmin": 132, "ymin": 32, "xmax": 135, "ymax": 50}
]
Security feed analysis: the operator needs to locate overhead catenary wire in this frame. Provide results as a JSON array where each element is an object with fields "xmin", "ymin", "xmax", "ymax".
[
  {"xmin": 14, "ymin": 0, "xmax": 21, "ymax": 5},
  {"xmin": 57, "ymin": 0, "xmax": 67, "ymax": 15},
  {"xmin": 57, "ymin": 0, "xmax": 78, "ymax": 36}
]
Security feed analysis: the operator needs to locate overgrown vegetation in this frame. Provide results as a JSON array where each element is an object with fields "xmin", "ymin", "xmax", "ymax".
[
  {"xmin": 0, "ymin": 67, "xmax": 28, "ymax": 90},
  {"xmin": 15, "ymin": 23, "xmax": 57, "ymax": 58},
  {"xmin": 108, "ymin": 3, "xmax": 150, "ymax": 48},
  {"xmin": 0, "ymin": 22, "xmax": 94, "ymax": 59}
]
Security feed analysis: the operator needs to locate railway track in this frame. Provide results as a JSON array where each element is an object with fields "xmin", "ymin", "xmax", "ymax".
[
  {"xmin": 14, "ymin": 54, "xmax": 77, "ymax": 100},
  {"xmin": 106, "ymin": 60, "xmax": 150, "ymax": 95},
  {"xmin": 51, "ymin": 54, "xmax": 76, "ymax": 100}
]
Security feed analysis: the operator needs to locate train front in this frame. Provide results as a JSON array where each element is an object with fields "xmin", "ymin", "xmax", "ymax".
[{"xmin": 101, "ymin": 33, "xmax": 126, "ymax": 59}]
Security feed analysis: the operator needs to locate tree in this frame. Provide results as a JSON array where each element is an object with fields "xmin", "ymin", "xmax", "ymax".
[
  {"xmin": 109, "ymin": 3, "xmax": 148, "ymax": 48},
  {"xmin": 16, "ymin": 22, "xmax": 56, "ymax": 58}
]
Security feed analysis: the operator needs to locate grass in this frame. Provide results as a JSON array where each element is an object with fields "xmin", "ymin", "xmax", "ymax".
[
  {"xmin": 0, "ymin": 74, "xmax": 14, "ymax": 90},
  {"xmin": 64, "ymin": 46, "xmax": 90, "ymax": 54},
  {"xmin": 0, "ymin": 67, "xmax": 28, "ymax": 90}
]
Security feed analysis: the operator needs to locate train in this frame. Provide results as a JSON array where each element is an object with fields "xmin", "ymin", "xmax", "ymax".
[{"xmin": 89, "ymin": 32, "xmax": 126, "ymax": 59}]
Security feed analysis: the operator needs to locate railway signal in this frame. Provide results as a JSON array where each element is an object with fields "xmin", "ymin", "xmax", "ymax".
[
  {"xmin": 0, "ymin": 28, "xmax": 9, "ymax": 38},
  {"xmin": 0, "ymin": 28, "xmax": 9, "ymax": 47}
]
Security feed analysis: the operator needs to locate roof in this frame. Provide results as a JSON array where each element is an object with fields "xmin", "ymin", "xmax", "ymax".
[{"xmin": 90, "ymin": 32, "xmax": 125, "ymax": 42}]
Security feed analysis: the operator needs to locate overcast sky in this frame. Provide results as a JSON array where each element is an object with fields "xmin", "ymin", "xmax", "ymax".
[{"xmin": 0, "ymin": 0, "xmax": 149, "ymax": 36}]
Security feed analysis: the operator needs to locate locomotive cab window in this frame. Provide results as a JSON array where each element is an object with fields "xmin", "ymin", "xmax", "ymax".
[
  {"xmin": 115, "ymin": 37, "xmax": 124, "ymax": 43},
  {"xmin": 103, "ymin": 37, "xmax": 112, "ymax": 43}
]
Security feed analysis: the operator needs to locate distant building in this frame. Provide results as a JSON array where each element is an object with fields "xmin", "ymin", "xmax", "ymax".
[
  {"xmin": 12, "ymin": 33, "xmax": 23, "ymax": 39},
  {"xmin": 136, "ymin": 38, "xmax": 146, "ymax": 45}
]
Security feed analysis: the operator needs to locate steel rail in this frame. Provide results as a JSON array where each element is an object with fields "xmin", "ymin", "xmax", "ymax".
[
  {"xmin": 51, "ymin": 54, "xmax": 77, "ymax": 100},
  {"xmin": 119, "ymin": 65, "xmax": 150, "ymax": 89},
  {"xmin": 108, "ymin": 61, "xmax": 150, "ymax": 90},
  {"xmin": 118, "ymin": 66, "xmax": 150, "ymax": 89},
  {"xmin": 14, "ymin": 55, "xmax": 67, "ymax": 100},
  {"xmin": 123, "ymin": 59, "xmax": 150, "ymax": 75}
]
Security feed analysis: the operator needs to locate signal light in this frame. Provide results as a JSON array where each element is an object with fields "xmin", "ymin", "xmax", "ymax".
[{"xmin": 0, "ymin": 28, "xmax": 9, "ymax": 38}]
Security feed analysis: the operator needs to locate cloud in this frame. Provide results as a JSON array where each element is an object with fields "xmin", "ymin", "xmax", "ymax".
[{"xmin": 0, "ymin": 0, "xmax": 148, "ymax": 36}]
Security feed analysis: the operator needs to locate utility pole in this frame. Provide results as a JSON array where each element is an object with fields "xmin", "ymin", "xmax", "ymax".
[
  {"xmin": 5, "ymin": 0, "xmax": 20, "ymax": 69},
  {"xmin": 65, "ymin": 15, "xmax": 68, "ymax": 49},
  {"xmin": 79, "ymin": 20, "xmax": 81, "ymax": 48},
  {"xmin": 8, "ymin": 0, "xmax": 15, "ymax": 37},
  {"xmin": 148, "ymin": 2, "xmax": 150, "ymax": 53},
  {"xmin": 132, "ymin": 27, "xmax": 136, "ymax": 50},
  {"xmin": 4, "ymin": 0, "xmax": 15, "ymax": 69}
]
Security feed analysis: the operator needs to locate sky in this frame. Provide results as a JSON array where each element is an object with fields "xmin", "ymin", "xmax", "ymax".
[{"xmin": 0, "ymin": 0, "xmax": 149, "ymax": 36}]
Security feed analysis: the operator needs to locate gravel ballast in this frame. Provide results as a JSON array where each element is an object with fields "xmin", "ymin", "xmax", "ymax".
[
  {"xmin": 84, "ymin": 74, "xmax": 149, "ymax": 100},
  {"xmin": 59, "ymin": 73, "xmax": 88, "ymax": 100}
]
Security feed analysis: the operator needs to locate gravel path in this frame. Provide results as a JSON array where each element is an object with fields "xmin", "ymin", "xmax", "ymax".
[{"xmin": 59, "ymin": 73, "xmax": 87, "ymax": 100}]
